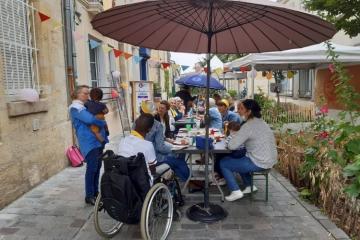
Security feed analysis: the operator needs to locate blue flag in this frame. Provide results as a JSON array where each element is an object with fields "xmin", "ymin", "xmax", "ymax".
[
  {"xmin": 89, "ymin": 39, "xmax": 101, "ymax": 49},
  {"xmin": 181, "ymin": 65, "xmax": 189, "ymax": 71}
]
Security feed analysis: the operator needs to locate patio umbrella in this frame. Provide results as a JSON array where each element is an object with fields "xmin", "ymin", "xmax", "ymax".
[
  {"xmin": 92, "ymin": 0, "xmax": 336, "ymax": 223},
  {"xmin": 175, "ymin": 73, "xmax": 226, "ymax": 90}
]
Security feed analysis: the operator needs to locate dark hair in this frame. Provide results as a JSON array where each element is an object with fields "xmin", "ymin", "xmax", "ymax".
[
  {"xmin": 155, "ymin": 101, "xmax": 171, "ymax": 138},
  {"xmin": 242, "ymin": 99, "xmax": 262, "ymax": 118},
  {"xmin": 90, "ymin": 88, "xmax": 103, "ymax": 101},
  {"xmin": 71, "ymin": 85, "xmax": 89, "ymax": 100},
  {"xmin": 135, "ymin": 113, "xmax": 154, "ymax": 133}
]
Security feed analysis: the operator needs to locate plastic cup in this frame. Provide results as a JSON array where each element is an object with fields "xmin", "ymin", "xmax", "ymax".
[{"xmin": 186, "ymin": 124, "xmax": 192, "ymax": 132}]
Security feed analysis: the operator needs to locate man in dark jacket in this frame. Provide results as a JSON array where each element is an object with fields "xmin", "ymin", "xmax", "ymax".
[{"xmin": 175, "ymin": 85, "xmax": 196, "ymax": 114}]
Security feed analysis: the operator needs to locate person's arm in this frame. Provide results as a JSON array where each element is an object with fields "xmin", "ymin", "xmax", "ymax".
[
  {"xmin": 154, "ymin": 124, "xmax": 172, "ymax": 154},
  {"xmin": 70, "ymin": 108, "xmax": 105, "ymax": 127},
  {"xmin": 226, "ymin": 124, "xmax": 250, "ymax": 150}
]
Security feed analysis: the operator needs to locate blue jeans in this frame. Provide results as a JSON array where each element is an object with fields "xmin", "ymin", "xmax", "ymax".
[
  {"xmin": 85, "ymin": 147, "xmax": 102, "ymax": 198},
  {"xmin": 220, "ymin": 156, "xmax": 264, "ymax": 191},
  {"xmin": 160, "ymin": 153, "xmax": 189, "ymax": 182}
]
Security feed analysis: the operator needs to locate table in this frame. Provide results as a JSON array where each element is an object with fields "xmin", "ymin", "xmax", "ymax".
[
  {"xmin": 172, "ymin": 118, "xmax": 197, "ymax": 128},
  {"xmin": 172, "ymin": 139, "xmax": 232, "ymax": 201}
]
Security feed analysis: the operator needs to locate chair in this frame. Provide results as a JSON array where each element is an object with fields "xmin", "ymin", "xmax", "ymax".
[{"xmin": 250, "ymin": 169, "xmax": 271, "ymax": 201}]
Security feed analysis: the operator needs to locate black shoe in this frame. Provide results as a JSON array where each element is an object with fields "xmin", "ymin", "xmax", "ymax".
[{"xmin": 85, "ymin": 197, "xmax": 96, "ymax": 205}]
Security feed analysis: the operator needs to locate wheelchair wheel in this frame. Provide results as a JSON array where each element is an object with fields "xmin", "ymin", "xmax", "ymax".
[
  {"xmin": 94, "ymin": 193, "xmax": 123, "ymax": 238},
  {"xmin": 140, "ymin": 183, "xmax": 173, "ymax": 240}
]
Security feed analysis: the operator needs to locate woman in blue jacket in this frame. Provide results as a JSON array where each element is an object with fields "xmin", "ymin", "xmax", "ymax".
[{"xmin": 69, "ymin": 85, "xmax": 107, "ymax": 205}]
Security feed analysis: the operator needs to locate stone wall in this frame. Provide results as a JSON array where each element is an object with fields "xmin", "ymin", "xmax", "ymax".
[{"xmin": 0, "ymin": 0, "xmax": 72, "ymax": 208}]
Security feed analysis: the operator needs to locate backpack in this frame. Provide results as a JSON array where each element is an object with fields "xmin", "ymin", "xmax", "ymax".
[
  {"xmin": 66, "ymin": 145, "xmax": 84, "ymax": 167},
  {"xmin": 100, "ymin": 150, "xmax": 150, "ymax": 224}
]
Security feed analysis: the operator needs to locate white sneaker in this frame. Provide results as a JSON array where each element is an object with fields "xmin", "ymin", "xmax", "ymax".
[
  {"xmin": 225, "ymin": 190, "xmax": 244, "ymax": 201},
  {"xmin": 242, "ymin": 185, "xmax": 258, "ymax": 194}
]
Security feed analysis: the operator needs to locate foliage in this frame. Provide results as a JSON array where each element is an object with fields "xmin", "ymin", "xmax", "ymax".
[
  {"xmin": 153, "ymin": 82, "xmax": 161, "ymax": 97},
  {"xmin": 303, "ymin": 0, "xmax": 360, "ymax": 37},
  {"xmin": 254, "ymin": 87, "xmax": 274, "ymax": 111},
  {"xmin": 227, "ymin": 90, "xmax": 237, "ymax": 98},
  {"xmin": 164, "ymin": 69, "xmax": 170, "ymax": 98}
]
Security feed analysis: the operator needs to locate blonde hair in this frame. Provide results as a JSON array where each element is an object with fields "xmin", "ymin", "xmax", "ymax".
[{"xmin": 71, "ymin": 85, "xmax": 89, "ymax": 100}]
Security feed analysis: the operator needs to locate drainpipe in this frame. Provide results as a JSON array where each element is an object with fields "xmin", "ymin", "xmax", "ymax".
[{"xmin": 62, "ymin": 0, "xmax": 77, "ymax": 104}]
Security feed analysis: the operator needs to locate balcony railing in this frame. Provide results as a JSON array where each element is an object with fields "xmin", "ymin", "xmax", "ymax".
[{"xmin": 81, "ymin": 0, "xmax": 103, "ymax": 14}]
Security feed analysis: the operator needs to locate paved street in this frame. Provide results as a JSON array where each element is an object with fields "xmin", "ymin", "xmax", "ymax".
[{"xmin": 0, "ymin": 136, "xmax": 350, "ymax": 240}]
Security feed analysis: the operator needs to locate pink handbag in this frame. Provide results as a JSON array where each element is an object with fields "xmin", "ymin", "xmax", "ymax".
[{"xmin": 66, "ymin": 146, "xmax": 84, "ymax": 167}]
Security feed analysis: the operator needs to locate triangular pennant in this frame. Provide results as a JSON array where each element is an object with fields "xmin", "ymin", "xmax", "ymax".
[
  {"xmin": 133, "ymin": 56, "xmax": 143, "ymax": 64},
  {"xmin": 73, "ymin": 32, "xmax": 84, "ymax": 41},
  {"xmin": 113, "ymin": 49, "xmax": 123, "ymax": 58},
  {"xmin": 124, "ymin": 52, "xmax": 132, "ymax": 60},
  {"xmin": 38, "ymin": 12, "xmax": 51, "ymax": 22},
  {"xmin": 51, "ymin": 20, "xmax": 62, "ymax": 31},
  {"xmin": 102, "ymin": 45, "xmax": 112, "ymax": 53},
  {"xmin": 161, "ymin": 63, "xmax": 170, "ymax": 69},
  {"xmin": 213, "ymin": 67, "xmax": 223, "ymax": 76},
  {"xmin": 181, "ymin": 65, "xmax": 189, "ymax": 71},
  {"xmin": 89, "ymin": 39, "xmax": 101, "ymax": 49}
]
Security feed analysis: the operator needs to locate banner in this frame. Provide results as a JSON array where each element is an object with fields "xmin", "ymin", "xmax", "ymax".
[
  {"xmin": 89, "ymin": 39, "xmax": 101, "ymax": 49},
  {"xmin": 38, "ymin": 12, "xmax": 51, "ymax": 22}
]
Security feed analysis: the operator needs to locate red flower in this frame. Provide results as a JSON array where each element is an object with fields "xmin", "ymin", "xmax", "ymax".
[
  {"xmin": 328, "ymin": 64, "xmax": 335, "ymax": 73},
  {"xmin": 320, "ymin": 105, "xmax": 329, "ymax": 114},
  {"xmin": 319, "ymin": 131, "xmax": 329, "ymax": 139}
]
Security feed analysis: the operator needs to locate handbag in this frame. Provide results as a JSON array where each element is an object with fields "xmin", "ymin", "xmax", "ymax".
[{"xmin": 66, "ymin": 145, "xmax": 85, "ymax": 167}]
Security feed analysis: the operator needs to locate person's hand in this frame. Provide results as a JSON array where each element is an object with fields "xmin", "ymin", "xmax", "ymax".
[{"xmin": 149, "ymin": 164, "xmax": 156, "ymax": 175}]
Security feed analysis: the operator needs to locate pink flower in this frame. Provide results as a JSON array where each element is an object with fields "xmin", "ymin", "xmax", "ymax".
[
  {"xmin": 328, "ymin": 64, "xmax": 335, "ymax": 73},
  {"xmin": 320, "ymin": 105, "xmax": 329, "ymax": 114},
  {"xmin": 111, "ymin": 89, "xmax": 119, "ymax": 98}
]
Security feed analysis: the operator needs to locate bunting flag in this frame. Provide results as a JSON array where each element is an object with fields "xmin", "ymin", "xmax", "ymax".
[
  {"xmin": 120, "ymin": 82, "xmax": 128, "ymax": 89},
  {"xmin": 181, "ymin": 65, "xmax": 189, "ymax": 71},
  {"xmin": 73, "ymin": 32, "xmax": 85, "ymax": 41},
  {"xmin": 133, "ymin": 55, "xmax": 143, "ymax": 64},
  {"xmin": 161, "ymin": 63, "xmax": 170, "ymax": 69},
  {"xmin": 38, "ymin": 12, "xmax": 51, "ymax": 22},
  {"xmin": 111, "ymin": 89, "xmax": 119, "ymax": 98},
  {"xmin": 89, "ymin": 39, "xmax": 101, "ymax": 49},
  {"xmin": 124, "ymin": 52, "xmax": 133, "ymax": 59},
  {"xmin": 113, "ymin": 49, "xmax": 123, "ymax": 58},
  {"xmin": 287, "ymin": 70, "xmax": 295, "ymax": 78},
  {"xmin": 266, "ymin": 71, "xmax": 273, "ymax": 80},
  {"xmin": 240, "ymin": 66, "xmax": 250, "ymax": 72},
  {"xmin": 213, "ymin": 67, "xmax": 223, "ymax": 76},
  {"xmin": 102, "ymin": 45, "xmax": 112, "ymax": 53},
  {"xmin": 51, "ymin": 20, "xmax": 62, "ymax": 31}
]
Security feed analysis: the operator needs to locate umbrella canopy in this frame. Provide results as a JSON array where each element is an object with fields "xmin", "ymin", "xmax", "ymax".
[
  {"xmin": 175, "ymin": 74, "xmax": 225, "ymax": 90},
  {"xmin": 92, "ymin": 0, "xmax": 336, "ymax": 224},
  {"xmin": 92, "ymin": 0, "xmax": 336, "ymax": 54}
]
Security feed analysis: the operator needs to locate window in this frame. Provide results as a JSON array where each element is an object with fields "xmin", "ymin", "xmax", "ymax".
[
  {"xmin": 298, "ymin": 69, "xmax": 313, "ymax": 98},
  {"xmin": 89, "ymin": 41, "xmax": 100, "ymax": 88},
  {"xmin": 0, "ymin": 0, "xmax": 39, "ymax": 94}
]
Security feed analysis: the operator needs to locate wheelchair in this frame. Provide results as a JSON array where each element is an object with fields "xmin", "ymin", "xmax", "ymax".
[{"xmin": 93, "ymin": 151, "xmax": 184, "ymax": 240}]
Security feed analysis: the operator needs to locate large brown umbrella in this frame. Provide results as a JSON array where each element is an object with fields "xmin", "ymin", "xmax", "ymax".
[{"xmin": 92, "ymin": 0, "xmax": 335, "ymax": 223}]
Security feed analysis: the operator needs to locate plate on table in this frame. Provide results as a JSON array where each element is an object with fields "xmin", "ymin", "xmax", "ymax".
[
  {"xmin": 173, "ymin": 139, "xmax": 189, "ymax": 145},
  {"xmin": 171, "ymin": 145, "xmax": 188, "ymax": 150}
]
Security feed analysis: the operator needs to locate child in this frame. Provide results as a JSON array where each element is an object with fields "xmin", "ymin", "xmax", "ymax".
[
  {"xmin": 85, "ymin": 88, "xmax": 109, "ymax": 146},
  {"xmin": 225, "ymin": 121, "xmax": 246, "ymax": 158}
]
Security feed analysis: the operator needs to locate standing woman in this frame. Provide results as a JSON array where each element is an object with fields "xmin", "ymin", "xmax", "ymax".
[
  {"xmin": 220, "ymin": 99, "xmax": 277, "ymax": 201},
  {"xmin": 69, "ymin": 85, "xmax": 107, "ymax": 205}
]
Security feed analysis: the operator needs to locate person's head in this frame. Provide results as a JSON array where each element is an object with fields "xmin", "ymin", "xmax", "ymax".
[
  {"xmin": 90, "ymin": 88, "xmax": 103, "ymax": 101},
  {"xmin": 175, "ymin": 97, "xmax": 183, "ymax": 108},
  {"xmin": 169, "ymin": 98, "xmax": 176, "ymax": 109},
  {"xmin": 226, "ymin": 121, "xmax": 241, "ymax": 136},
  {"xmin": 209, "ymin": 98, "xmax": 216, "ymax": 108},
  {"xmin": 213, "ymin": 93, "xmax": 221, "ymax": 103},
  {"xmin": 158, "ymin": 100, "xmax": 170, "ymax": 117},
  {"xmin": 134, "ymin": 113, "xmax": 154, "ymax": 137},
  {"xmin": 71, "ymin": 85, "xmax": 90, "ymax": 102},
  {"xmin": 237, "ymin": 99, "xmax": 262, "ymax": 120},
  {"xmin": 140, "ymin": 100, "xmax": 156, "ymax": 115},
  {"xmin": 181, "ymin": 85, "xmax": 190, "ymax": 92},
  {"xmin": 217, "ymin": 99, "xmax": 229, "ymax": 115}
]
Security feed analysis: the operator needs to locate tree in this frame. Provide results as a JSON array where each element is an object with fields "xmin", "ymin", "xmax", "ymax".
[
  {"xmin": 198, "ymin": 54, "xmax": 247, "ymax": 66},
  {"xmin": 303, "ymin": 0, "xmax": 360, "ymax": 37}
]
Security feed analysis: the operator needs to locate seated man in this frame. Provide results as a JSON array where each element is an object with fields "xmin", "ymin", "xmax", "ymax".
[
  {"xmin": 135, "ymin": 100, "xmax": 190, "ymax": 182},
  {"xmin": 118, "ymin": 113, "xmax": 170, "ymax": 185}
]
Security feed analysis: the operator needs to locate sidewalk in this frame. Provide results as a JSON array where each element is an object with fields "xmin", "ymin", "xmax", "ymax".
[{"xmin": 0, "ymin": 136, "xmax": 350, "ymax": 240}]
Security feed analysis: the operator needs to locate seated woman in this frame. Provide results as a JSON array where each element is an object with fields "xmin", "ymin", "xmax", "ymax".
[
  {"xmin": 155, "ymin": 100, "xmax": 175, "ymax": 139},
  {"xmin": 220, "ymin": 99, "xmax": 277, "ymax": 201}
]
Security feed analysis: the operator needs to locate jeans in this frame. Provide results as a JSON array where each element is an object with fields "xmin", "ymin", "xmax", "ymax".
[
  {"xmin": 220, "ymin": 155, "xmax": 264, "ymax": 191},
  {"xmin": 214, "ymin": 147, "xmax": 246, "ymax": 178},
  {"xmin": 161, "ymin": 153, "xmax": 189, "ymax": 182},
  {"xmin": 85, "ymin": 147, "xmax": 102, "ymax": 198}
]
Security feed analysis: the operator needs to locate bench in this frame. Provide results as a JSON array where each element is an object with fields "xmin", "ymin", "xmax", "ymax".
[{"xmin": 250, "ymin": 169, "xmax": 271, "ymax": 201}]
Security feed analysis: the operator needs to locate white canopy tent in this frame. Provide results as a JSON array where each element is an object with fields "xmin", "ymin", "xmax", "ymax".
[
  {"xmin": 229, "ymin": 42, "xmax": 360, "ymax": 70},
  {"xmin": 228, "ymin": 42, "xmax": 360, "ymax": 97}
]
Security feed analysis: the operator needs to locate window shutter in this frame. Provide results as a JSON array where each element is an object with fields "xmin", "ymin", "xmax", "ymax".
[{"xmin": 0, "ymin": 0, "xmax": 37, "ymax": 94}]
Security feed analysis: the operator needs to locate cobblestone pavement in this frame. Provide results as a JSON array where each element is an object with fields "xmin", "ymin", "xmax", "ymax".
[{"xmin": 0, "ymin": 136, "xmax": 350, "ymax": 240}]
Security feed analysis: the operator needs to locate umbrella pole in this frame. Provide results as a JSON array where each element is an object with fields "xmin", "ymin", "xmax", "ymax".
[{"xmin": 186, "ymin": 1, "xmax": 227, "ymax": 223}]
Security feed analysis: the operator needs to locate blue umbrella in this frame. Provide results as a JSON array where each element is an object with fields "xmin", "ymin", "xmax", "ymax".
[{"xmin": 175, "ymin": 74, "xmax": 225, "ymax": 90}]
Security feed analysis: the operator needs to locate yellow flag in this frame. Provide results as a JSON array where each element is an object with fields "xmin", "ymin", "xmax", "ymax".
[
  {"xmin": 51, "ymin": 20, "xmax": 62, "ymax": 31},
  {"xmin": 102, "ymin": 45, "xmax": 112, "ymax": 53},
  {"xmin": 266, "ymin": 71, "xmax": 273, "ymax": 80},
  {"xmin": 214, "ymin": 67, "xmax": 223, "ymax": 76}
]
